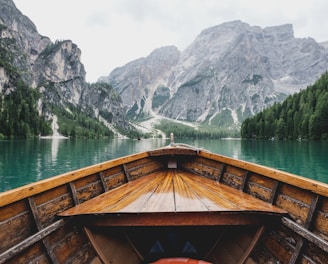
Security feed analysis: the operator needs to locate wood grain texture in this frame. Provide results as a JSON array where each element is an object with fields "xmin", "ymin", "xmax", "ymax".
[{"xmin": 60, "ymin": 169, "xmax": 286, "ymax": 217}]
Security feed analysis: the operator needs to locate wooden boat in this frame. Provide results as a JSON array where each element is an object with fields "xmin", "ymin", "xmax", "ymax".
[{"xmin": 1, "ymin": 141, "xmax": 328, "ymax": 264}]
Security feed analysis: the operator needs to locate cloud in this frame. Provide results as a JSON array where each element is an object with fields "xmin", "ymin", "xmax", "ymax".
[{"xmin": 13, "ymin": 0, "xmax": 328, "ymax": 82}]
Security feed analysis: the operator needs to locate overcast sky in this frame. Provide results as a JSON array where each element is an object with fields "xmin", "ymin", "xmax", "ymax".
[{"xmin": 14, "ymin": 0, "xmax": 328, "ymax": 83}]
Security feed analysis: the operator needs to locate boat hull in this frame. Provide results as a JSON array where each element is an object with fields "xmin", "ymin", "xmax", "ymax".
[{"xmin": 0, "ymin": 146, "xmax": 327, "ymax": 263}]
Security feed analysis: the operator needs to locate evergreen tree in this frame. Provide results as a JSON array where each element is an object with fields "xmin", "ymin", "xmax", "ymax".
[{"xmin": 241, "ymin": 72, "xmax": 328, "ymax": 140}]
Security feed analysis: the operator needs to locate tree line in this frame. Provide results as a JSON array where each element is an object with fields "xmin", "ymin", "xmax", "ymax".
[
  {"xmin": 241, "ymin": 72, "xmax": 328, "ymax": 140},
  {"xmin": 155, "ymin": 120, "xmax": 240, "ymax": 139},
  {"xmin": 0, "ymin": 82, "xmax": 52, "ymax": 138}
]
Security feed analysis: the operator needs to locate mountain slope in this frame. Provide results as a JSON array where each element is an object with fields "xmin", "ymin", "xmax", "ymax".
[
  {"xmin": 100, "ymin": 46, "xmax": 180, "ymax": 119},
  {"xmin": 0, "ymin": 0, "xmax": 131, "ymax": 138},
  {"xmin": 102, "ymin": 20, "xmax": 328, "ymax": 129}
]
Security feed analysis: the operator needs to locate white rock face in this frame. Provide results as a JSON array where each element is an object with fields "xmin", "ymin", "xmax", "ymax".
[
  {"xmin": 100, "ymin": 46, "xmax": 181, "ymax": 117},
  {"xmin": 103, "ymin": 20, "xmax": 328, "ymax": 127},
  {"xmin": 0, "ymin": 0, "xmax": 130, "ymax": 135}
]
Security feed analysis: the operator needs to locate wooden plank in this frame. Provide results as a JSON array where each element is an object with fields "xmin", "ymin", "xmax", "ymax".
[
  {"xmin": 280, "ymin": 184, "xmax": 313, "ymax": 205},
  {"xmin": 98, "ymin": 172, "xmax": 108, "ymax": 192},
  {"xmin": 60, "ymin": 170, "xmax": 286, "ymax": 217},
  {"xmin": 28, "ymin": 197, "xmax": 59, "ymax": 263},
  {"xmin": 6, "ymin": 241, "xmax": 48, "ymax": 264},
  {"xmin": 76, "ymin": 179, "xmax": 104, "ymax": 204},
  {"xmin": 33, "ymin": 184, "xmax": 70, "ymax": 206},
  {"xmin": 65, "ymin": 243, "xmax": 98, "ymax": 264},
  {"xmin": 73, "ymin": 212, "xmax": 275, "ymax": 227},
  {"xmin": 282, "ymin": 217, "xmax": 328, "ymax": 253},
  {"xmin": 103, "ymin": 171, "xmax": 126, "ymax": 191},
  {"xmin": 269, "ymin": 181, "xmax": 280, "ymax": 204},
  {"xmin": 249, "ymin": 173, "xmax": 277, "ymax": 190},
  {"xmin": 0, "ymin": 151, "xmax": 149, "ymax": 207},
  {"xmin": 35, "ymin": 192, "xmax": 73, "ymax": 228},
  {"xmin": 238, "ymin": 225, "xmax": 265, "ymax": 264},
  {"xmin": 311, "ymin": 197, "xmax": 328, "ymax": 240},
  {"xmin": 305, "ymin": 194, "xmax": 320, "ymax": 228},
  {"xmin": 51, "ymin": 227, "xmax": 90, "ymax": 263},
  {"xmin": 28, "ymin": 197, "xmax": 42, "ymax": 229},
  {"xmin": 148, "ymin": 148, "xmax": 197, "ymax": 156},
  {"xmin": 241, "ymin": 171, "xmax": 251, "ymax": 192},
  {"xmin": 286, "ymin": 194, "xmax": 320, "ymax": 264},
  {"xmin": 83, "ymin": 227, "xmax": 110, "ymax": 264},
  {"xmin": 59, "ymin": 171, "xmax": 166, "ymax": 216},
  {"xmin": 124, "ymin": 157, "xmax": 158, "ymax": 170},
  {"xmin": 0, "ymin": 211, "xmax": 34, "ymax": 253},
  {"xmin": 82, "ymin": 228, "xmax": 140, "ymax": 264},
  {"xmin": 301, "ymin": 239, "xmax": 327, "ymax": 264},
  {"xmin": 288, "ymin": 239, "xmax": 304, "ymax": 264},
  {"xmin": 174, "ymin": 170, "xmax": 209, "ymax": 212},
  {"xmin": 181, "ymin": 156, "xmax": 222, "ymax": 180},
  {"xmin": 275, "ymin": 192, "xmax": 310, "ymax": 224},
  {"xmin": 69, "ymin": 182, "xmax": 80, "ymax": 205},
  {"xmin": 127, "ymin": 160, "xmax": 164, "ymax": 180},
  {"xmin": 247, "ymin": 182, "xmax": 272, "ymax": 202},
  {"xmin": 139, "ymin": 170, "xmax": 175, "ymax": 212},
  {"xmin": 177, "ymin": 172, "xmax": 240, "ymax": 211},
  {"xmin": 180, "ymin": 172, "xmax": 287, "ymax": 213},
  {"xmin": 218, "ymin": 164, "xmax": 226, "ymax": 183},
  {"xmin": 0, "ymin": 219, "xmax": 65, "ymax": 264},
  {"xmin": 262, "ymin": 229, "xmax": 293, "ymax": 263},
  {"xmin": 222, "ymin": 166, "xmax": 245, "ymax": 189},
  {"xmin": 199, "ymin": 151, "xmax": 328, "ymax": 197},
  {"xmin": 122, "ymin": 164, "xmax": 130, "ymax": 181}
]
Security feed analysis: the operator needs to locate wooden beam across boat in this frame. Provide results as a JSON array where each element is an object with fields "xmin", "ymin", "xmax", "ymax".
[{"xmin": 59, "ymin": 169, "xmax": 287, "ymax": 226}]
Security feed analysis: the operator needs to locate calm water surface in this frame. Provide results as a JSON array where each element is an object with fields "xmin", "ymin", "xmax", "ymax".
[{"xmin": 0, "ymin": 138, "xmax": 327, "ymax": 191}]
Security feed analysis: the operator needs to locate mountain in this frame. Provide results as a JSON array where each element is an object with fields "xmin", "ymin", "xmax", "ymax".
[
  {"xmin": 0, "ymin": 0, "xmax": 131, "ymax": 138},
  {"xmin": 99, "ymin": 46, "xmax": 180, "ymax": 119},
  {"xmin": 101, "ymin": 21, "xmax": 328, "ymax": 129}
]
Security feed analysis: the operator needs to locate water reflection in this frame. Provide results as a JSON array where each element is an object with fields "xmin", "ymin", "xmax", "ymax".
[{"xmin": 239, "ymin": 140, "xmax": 328, "ymax": 183}]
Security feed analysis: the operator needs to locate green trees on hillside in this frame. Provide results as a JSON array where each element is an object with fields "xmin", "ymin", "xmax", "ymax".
[
  {"xmin": 51, "ymin": 103, "xmax": 114, "ymax": 138},
  {"xmin": 155, "ymin": 120, "xmax": 240, "ymax": 139},
  {"xmin": 0, "ymin": 32, "xmax": 51, "ymax": 138},
  {"xmin": 241, "ymin": 72, "xmax": 328, "ymax": 140},
  {"xmin": 0, "ymin": 83, "xmax": 52, "ymax": 138}
]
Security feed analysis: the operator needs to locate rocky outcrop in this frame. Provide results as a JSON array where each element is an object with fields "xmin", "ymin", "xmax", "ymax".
[
  {"xmin": 0, "ymin": 0, "xmax": 129, "ymax": 136},
  {"xmin": 103, "ymin": 20, "xmax": 328, "ymax": 127},
  {"xmin": 100, "ymin": 46, "xmax": 180, "ymax": 118}
]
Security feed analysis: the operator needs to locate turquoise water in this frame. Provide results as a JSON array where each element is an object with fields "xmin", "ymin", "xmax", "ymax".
[{"xmin": 0, "ymin": 138, "xmax": 327, "ymax": 192}]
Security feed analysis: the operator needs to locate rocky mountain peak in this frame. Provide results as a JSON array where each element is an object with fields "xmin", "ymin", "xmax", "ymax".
[
  {"xmin": 103, "ymin": 21, "xmax": 328, "ymax": 129},
  {"xmin": 0, "ymin": 0, "xmax": 130, "ymax": 138},
  {"xmin": 100, "ymin": 45, "xmax": 180, "ymax": 118}
]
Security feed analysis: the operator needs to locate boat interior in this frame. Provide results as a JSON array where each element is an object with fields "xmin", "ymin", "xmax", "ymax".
[
  {"xmin": 59, "ymin": 166, "xmax": 286, "ymax": 263},
  {"xmin": 83, "ymin": 225, "xmax": 265, "ymax": 263}
]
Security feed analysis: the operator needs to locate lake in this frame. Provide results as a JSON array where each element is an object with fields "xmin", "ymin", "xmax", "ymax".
[{"xmin": 0, "ymin": 138, "xmax": 327, "ymax": 192}]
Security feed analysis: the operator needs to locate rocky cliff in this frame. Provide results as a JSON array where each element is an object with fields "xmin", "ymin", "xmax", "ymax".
[
  {"xmin": 0, "ymin": 0, "xmax": 130, "ymax": 138},
  {"xmin": 99, "ymin": 46, "xmax": 181, "ymax": 119},
  {"xmin": 102, "ymin": 20, "xmax": 328, "ymax": 128}
]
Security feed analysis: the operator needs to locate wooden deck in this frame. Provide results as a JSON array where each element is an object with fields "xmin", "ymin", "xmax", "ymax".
[{"xmin": 60, "ymin": 169, "xmax": 286, "ymax": 226}]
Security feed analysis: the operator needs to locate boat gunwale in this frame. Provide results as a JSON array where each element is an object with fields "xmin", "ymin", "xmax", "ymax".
[
  {"xmin": 1, "ymin": 146, "xmax": 328, "ymax": 207},
  {"xmin": 199, "ymin": 150, "xmax": 328, "ymax": 197},
  {"xmin": 0, "ymin": 151, "xmax": 149, "ymax": 207}
]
